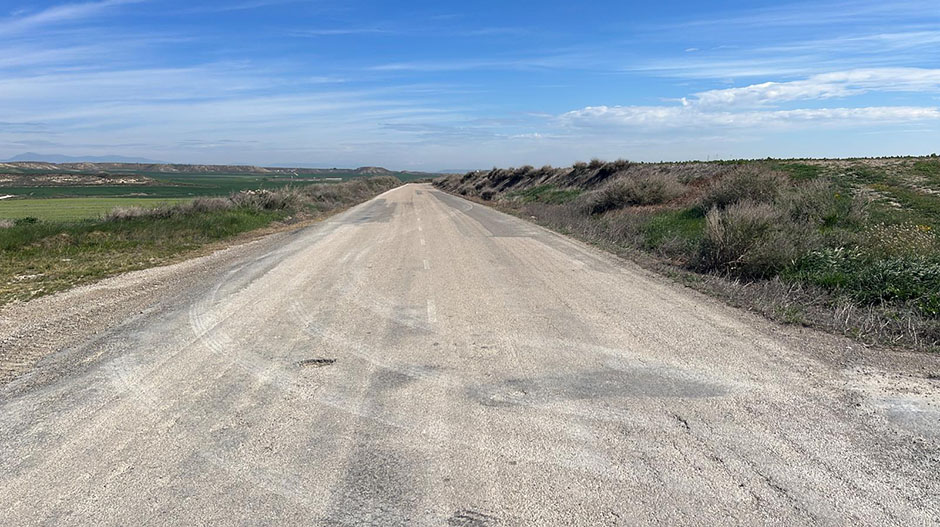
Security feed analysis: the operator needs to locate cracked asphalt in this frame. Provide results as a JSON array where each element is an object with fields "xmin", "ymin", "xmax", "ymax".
[{"xmin": 1, "ymin": 183, "xmax": 938, "ymax": 525}]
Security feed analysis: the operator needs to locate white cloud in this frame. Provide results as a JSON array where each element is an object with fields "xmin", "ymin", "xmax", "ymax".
[
  {"xmin": 560, "ymin": 105, "xmax": 940, "ymax": 130},
  {"xmin": 691, "ymin": 68, "xmax": 940, "ymax": 108}
]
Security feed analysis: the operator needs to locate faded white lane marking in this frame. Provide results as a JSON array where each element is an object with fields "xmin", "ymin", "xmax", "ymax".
[
  {"xmin": 418, "ymin": 226, "xmax": 423, "ymax": 232},
  {"xmin": 423, "ymin": 259, "xmax": 430, "ymax": 270},
  {"xmin": 427, "ymin": 299, "xmax": 437, "ymax": 324},
  {"xmin": 420, "ymin": 238, "xmax": 426, "ymax": 246}
]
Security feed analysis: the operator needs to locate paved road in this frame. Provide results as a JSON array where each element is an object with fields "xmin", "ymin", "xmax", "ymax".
[{"xmin": 1, "ymin": 184, "xmax": 938, "ymax": 526}]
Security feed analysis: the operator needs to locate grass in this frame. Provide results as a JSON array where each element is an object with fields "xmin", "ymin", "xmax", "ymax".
[
  {"xmin": 643, "ymin": 208, "xmax": 705, "ymax": 250},
  {"xmin": 0, "ymin": 197, "xmax": 191, "ymax": 221},
  {"xmin": 0, "ymin": 177, "xmax": 402, "ymax": 305},
  {"xmin": 508, "ymin": 184, "xmax": 582, "ymax": 204},
  {"xmin": 772, "ymin": 162, "xmax": 824, "ymax": 181},
  {"xmin": 0, "ymin": 209, "xmax": 285, "ymax": 304},
  {"xmin": 436, "ymin": 158, "xmax": 940, "ymax": 351}
]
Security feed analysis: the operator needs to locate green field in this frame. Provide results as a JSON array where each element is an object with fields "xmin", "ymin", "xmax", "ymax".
[{"xmin": 0, "ymin": 197, "xmax": 191, "ymax": 221}]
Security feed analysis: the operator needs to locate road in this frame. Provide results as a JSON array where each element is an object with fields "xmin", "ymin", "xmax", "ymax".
[{"xmin": 1, "ymin": 183, "xmax": 938, "ymax": 526}]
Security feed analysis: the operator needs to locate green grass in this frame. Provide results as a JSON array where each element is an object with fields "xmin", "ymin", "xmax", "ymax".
[
  {"xmin": 643, "ymin": 208, "xmax": 706, "ymax": 249},
  {"xmin": 773, "ymin": 162, "xmax": 824, "ymax": 180},
  {"xmin": 0, "ymin": 208, "xmax": 286, "ymax": 304},
  {"xmin": 509, "ymin": 185, "xmax": 582, "ymax": 204},
  {"xmin": 0, "ymin": 197, "xmax": 191, "ymax": 221}
]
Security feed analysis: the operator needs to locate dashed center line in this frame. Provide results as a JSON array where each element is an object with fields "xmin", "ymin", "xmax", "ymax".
[
  {"xmin": 418, "ymin": 226, "xmax": 423, "ymax": 232},
  {"xmin": 420, "ymin": 238, "xmax": 426, "ymax": 246},
  {"xmin": 423, "ymin": 259, "xmax": 430, "ymax": 270},
  {"xmin": 426, "ymin": 299, "xmax": 437, "ymax": 324}
]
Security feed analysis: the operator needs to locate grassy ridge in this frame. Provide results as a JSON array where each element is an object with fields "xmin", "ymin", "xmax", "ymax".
[
  {"xmin": 0, "ymin": 176, "xmax": 401, "ymax": 305},
  {"xmin": 437, "ymin": 158, "xmax": 940, "ymax": 351}
]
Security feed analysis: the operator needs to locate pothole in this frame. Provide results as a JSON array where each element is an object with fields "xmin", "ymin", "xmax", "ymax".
[{"xmin": 297, "ymin": 358, "xmax": 336, "ymax": 368}]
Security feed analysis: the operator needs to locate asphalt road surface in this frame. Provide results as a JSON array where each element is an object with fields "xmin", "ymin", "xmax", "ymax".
[{"xmin": 1, "ymin": 184, "xmax": 938, "ymax": 526}]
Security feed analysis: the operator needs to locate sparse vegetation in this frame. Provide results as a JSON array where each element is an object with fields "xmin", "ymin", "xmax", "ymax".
[
  {"xmin": 435, "ymin": 157, "xmax": 940, "ymax": 351},
  {"xmin": 0, "ymin": 177, "xmax": 401, "ymax": 304}
]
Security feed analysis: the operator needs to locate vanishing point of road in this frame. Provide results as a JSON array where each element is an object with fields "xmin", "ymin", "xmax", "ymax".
[{"xmin": 1, "ymin": 184, "xmax": 938, "ymax": 525}]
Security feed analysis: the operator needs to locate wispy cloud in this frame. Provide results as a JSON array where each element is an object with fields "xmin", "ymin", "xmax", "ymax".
[
  {"xmin": 688, "ymin": 68, "xmax": 940, "ymax": 108},
  {"xmin": 561, "ymin": 105, "xmax": 940, "ymax": 130},
  {"xmin": 0, "ymin": 0, "xmax": 143, "ymax": 35},
  {"xmin": 289, "ymin": 28, "xmax": 393, "ymax": 37},
  {"xmin": 666, "ymin": 0, "xmax": 937, "ymax": 30},
  {"xmin": 560, "ymin": 68, "xmax": 940, "ymax": 133}
]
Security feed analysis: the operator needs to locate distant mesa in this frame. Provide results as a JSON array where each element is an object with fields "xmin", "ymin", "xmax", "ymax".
[{"xmin": 0, "ymin": 154, "xmax": 442, "ymax": 178}]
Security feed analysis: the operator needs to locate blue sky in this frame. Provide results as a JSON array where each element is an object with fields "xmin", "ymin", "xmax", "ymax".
[{"xmin": 1, "ymin": 0, "xmax": 939, "ymax": 170}]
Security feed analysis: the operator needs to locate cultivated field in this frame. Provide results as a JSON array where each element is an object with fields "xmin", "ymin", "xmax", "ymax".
[
  {"xmin": 0, "ymin": 197, "xmax": 191, "ymax": 221},
  {"xmin": 0, "ymin": 176, "xmax": 402, "ymax": 304}
]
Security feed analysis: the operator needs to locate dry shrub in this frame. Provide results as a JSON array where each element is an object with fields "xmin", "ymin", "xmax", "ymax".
[
  {"xmin": 104, "ymin": 206, "xmax": 154, "ymax": 221},
  {"xmin": 230, "ymin": 187, "xmax": 303, "ymax": 210},
  {"xmin": 185, "ymin": 197, "xmax": 232, "ymax": 213},
  {"xmin": 700, "ymin": 167, "xmax": 788, "ymax": 210},
  {"xmin": 698, "ymin": 200, "xmax": 782, "ymax": 277},
  {"xmin": 0, "ymin": 219, "xmax": 14, "ymax": 229},
  {"xmin": 777, "ymin": 179, "xmax": 867, "ymax": 228},
  {"xmin": 579, "ymin": 173, "xmax": 686, "ymax": 214}
]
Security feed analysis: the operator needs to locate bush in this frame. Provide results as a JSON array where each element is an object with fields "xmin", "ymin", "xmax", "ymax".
[
  {"xmin": 699, "ymin": 168, "xmax": 788, "ymax": 211},
  {"xmin": 697, "ymin": 200, "xmax": 783, "ymax": 277},
  {"xmin": 230, "ymin": 188, "xmax": 303, "ymax": 210},
  {"xmin": 777, "ymin": 179, "xmax": 867, "ymax": 228},
  {"xmin": 578, "ymin": 173, "xmax": 686, "ymax": 214}
]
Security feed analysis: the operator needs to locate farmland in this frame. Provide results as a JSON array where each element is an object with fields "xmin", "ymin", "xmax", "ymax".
[
  {"xmin": 0, "ymin": 197, "xmax": 191, "ymax": 221},
  {"xmin": 0, "ymin": 162, "xmax": 434, "ymax": 220},
  {"xmin": 0, "ymin": 172, "xmax": 404, "ymax": 304}
]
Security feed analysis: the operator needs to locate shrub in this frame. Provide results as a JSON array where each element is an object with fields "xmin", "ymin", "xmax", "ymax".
[
  {"xmin": 104, "ymin": 206, "xmax": 153, "ymax": 221},
  {"xmin": 697, "ymin": 200, "xmax": 783, "ymax": 277},
  {"xmin": 578, "ymin": 173, "xmax": 686, "ymax": 214},
  {"xmin": 699, "ymin": 168, "xmax": 788, "ymax": 211},
  {"xmin": 186, "ymin": 197, "xmax": 232, "ymax": 214},
  {"xmin": 0, "ymin": 219, "xmax": 15, "ymax": 229},
  {"xmin": 777, "ymin": 179, "xmax": 867, "ymax": 228},
  {"xmin": 230, "ymin": 188, "xmax": 303, "ymax": 210}
]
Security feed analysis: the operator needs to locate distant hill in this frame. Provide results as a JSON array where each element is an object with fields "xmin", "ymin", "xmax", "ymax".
[
  {"xmin": 0, "ymin": 160, "xmax": 443, "ymax": 180},
  {"xmin": 4, "ymin": 152, "xmax": 165, "ymax": 164}
]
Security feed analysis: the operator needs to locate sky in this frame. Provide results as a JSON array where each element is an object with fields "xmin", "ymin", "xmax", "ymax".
[{"xmin": 1, "ymin": 0, "xmax": 939, "ymax": 170}]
